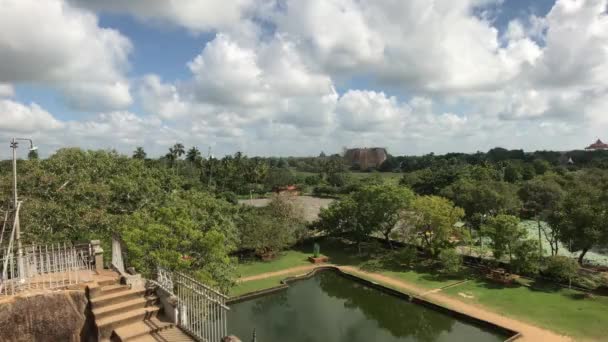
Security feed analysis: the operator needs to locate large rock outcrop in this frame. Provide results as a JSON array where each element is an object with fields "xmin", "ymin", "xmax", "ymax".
[{"xmin": 0, "ymin": 289, "xmax": 94, "ymax": 342}]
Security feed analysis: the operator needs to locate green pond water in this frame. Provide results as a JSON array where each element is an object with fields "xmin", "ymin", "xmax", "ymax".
[{"xmin": 228, "ymin": 271, "xmax": 508, "ymax": 342}]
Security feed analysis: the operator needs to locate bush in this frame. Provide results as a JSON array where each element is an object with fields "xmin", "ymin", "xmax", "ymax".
[
  {"xmin": 543, "ymin": 255, "xmax": 579, "ymax": 282},
  {"xmin": 438, "ymin": 248, "xmax": 462, "ymax": 275},
  {"xmin": 217, "ymin": 191, "xmax": 238, "ymax": 204},
  {"xmin": 393, "ymin": 245, "xmax": 418, "ymax": 269},
  {"xmin": 304, "ymin": 174, "xmax": 322, "ymax": 186},
  {"xmin": 312, "ymin": 185, "xmax": 338, "ymax": 197},
  {"xmin": 511, "ymin": 239, "xmax": 541, "ymax": 275}
]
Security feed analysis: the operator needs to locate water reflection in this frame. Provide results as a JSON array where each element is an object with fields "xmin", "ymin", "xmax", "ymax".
[{"xmin": 228, "ymin": 271, "xmax": 504, "ymax": 342}]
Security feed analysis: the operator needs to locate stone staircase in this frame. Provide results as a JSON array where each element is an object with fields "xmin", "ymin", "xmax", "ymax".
[{"xmin": 89, "ymin": 279, "xmax": 194, "ymax": 342}]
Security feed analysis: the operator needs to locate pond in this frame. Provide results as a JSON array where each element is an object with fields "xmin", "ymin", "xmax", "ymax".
[{"xmin": 228, "ymin": 271, "xmax": 509, "ymax": 342}]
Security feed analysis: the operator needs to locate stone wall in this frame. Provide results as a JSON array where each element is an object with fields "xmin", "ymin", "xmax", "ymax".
[{"xmin": 0, "ymin": 289, "xmax": 94, "ymax": 342}]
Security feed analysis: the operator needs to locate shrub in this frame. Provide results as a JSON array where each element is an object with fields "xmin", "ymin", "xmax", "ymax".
[
  {"xmin": 543, "ymin": 255, "xmax": 579, "ymax": 282},
  {"xmin": 217, "ymin": 191, "xmax": 238, "ymax": 204},
  {"xmin": 438, "ymin": 248, "xmax": 462, "ymax": 275},
  {"xmin": 393, "ymin": 245, "xmax": 418, "ymax": 269},
  {"xmin": 511, "ymin": 239, "xmax": 541, "ymax": 275}
]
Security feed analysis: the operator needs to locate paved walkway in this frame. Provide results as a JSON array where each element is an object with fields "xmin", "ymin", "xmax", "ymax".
[{"xmin": 238, "ymin": 264, "xmax": 572, "ymax": 342}]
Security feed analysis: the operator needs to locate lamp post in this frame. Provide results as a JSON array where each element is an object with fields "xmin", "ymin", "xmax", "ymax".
[{"xmin": 10, "ymin": 138, "xmax": 37, "ymax": 281}]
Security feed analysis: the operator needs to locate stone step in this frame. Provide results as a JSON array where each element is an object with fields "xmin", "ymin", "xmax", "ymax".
[
  {"xmin": 93, "ymin": 296, "xmax": 158, "ymax": 320},
  {"xmin": 111, "ymin": 317, "xmax": 175, "ymax": 341},
  {"xmin": 91, "ymin": 288, "xmax": 147, "ymax": 308},
  {"xmin": 97, "ymin": 306, "xmax": 160, "ymax": 338},
  {"xmin": 128, "ymin": 326, "xmax": 195, "ymax": 342},
  {"xmin": 97, "ymin": 284, "xmax": 131, "ymax": 297}
]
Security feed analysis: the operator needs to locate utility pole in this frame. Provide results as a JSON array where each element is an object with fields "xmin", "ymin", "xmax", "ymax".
[{"xmin": 10, "ymin": 138, "xmax": 36, "ymax": 282}]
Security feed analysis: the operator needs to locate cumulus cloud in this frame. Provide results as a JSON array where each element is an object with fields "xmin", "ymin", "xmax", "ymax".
[
  {"xmin": 68, "ymin": 0, "xmax": 259, "ymax": 35},
  {"xmin": 0, "ymin": 0, "xmax": 132, "ymax": 110},
  {"xmin": 3, "ymin": 0, "xmax": 608, "ymax": 157},
  {"xmin": 0, "ymin": 99, "xmax": 64, "ymax": 133}
]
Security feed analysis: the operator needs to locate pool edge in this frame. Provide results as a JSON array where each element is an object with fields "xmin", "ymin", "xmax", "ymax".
[{"xmin": 229, "ymin": 266, "xmax": 522, "ymax": 341}]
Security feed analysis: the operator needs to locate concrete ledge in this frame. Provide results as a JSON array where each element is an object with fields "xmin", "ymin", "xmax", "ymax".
[{"xmin": 229, "ymin": 266, "xmax": 521, "ymax": 342}]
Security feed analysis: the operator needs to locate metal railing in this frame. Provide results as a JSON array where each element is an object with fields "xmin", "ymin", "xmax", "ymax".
[
  {"xmin": 0, "ymin": 242, "xmax": 93, "ymax": 296},
  {"xmin": 154, "ymin": 266, "xmax": 230, "ymax": 342}
]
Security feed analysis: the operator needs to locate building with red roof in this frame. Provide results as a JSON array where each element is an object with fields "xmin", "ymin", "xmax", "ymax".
[{"xmin": 585, "ymin": 139, "xmax": 608, "ymax": 151}]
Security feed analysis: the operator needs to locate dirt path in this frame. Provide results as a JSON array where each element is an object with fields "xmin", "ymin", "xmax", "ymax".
[{"xmin": 238, "ymin": 264, "xmax": 572, "ymax": 342}]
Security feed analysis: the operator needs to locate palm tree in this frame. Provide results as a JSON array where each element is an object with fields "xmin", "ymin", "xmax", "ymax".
[
  {"xmin": 186, "ymin": 146, "xmax": 202, "ymax": 164},
  {"xmin": 166, "ymin": 143, "xmax": 186, "ymax": 171},
  {"xmin": 133, "ymin": 147, "xmax": 146, "ymax": 160}
]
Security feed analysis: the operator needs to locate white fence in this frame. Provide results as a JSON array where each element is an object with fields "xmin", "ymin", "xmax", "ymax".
[
  {"xmin": 154, "ymin": 267, "xmax": 229, "ymax": 342},
  {"xmin": 0, "ymin": 242, "xmax": 92, "ymax": 296}
]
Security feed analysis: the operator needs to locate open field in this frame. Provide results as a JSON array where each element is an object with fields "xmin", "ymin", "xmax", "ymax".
[
  {"xmin": 238, "ymin": 195, "xmax": 334, "ymax": 222},
  {"xmin": 235, "ymin": 238, "xmax": 608, "ymax": 341}
]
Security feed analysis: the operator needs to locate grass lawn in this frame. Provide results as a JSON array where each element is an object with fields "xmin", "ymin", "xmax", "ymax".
[
  {"xmin": 237, "ymin": 249, "xmax": 312, "ymax": 278},
  {"xmin": 442, "ymin": 278, "xmax": 608, "ymax": 340},
  {"xmin": 231, "ymin": 273, "xmax": 292, "ymax": 297}
]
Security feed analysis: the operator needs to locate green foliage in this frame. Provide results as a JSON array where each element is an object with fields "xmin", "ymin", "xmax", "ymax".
[
  {"xmin": 551, "ymin": 173, "xmax": 608, "ymax": 264},
  {"xmin": 313, "ymin": 243, "xmax": 320, "ymax": 258},
  {"xmin": 239, "ymin": 194, "xmax": 306, "ymax": 258},
  {"xmin": 441, "ymin": 179, "xmax": 520, "ymax": 220},
  {"xmin": 482, "ymin": 214, "xmax": 525, "ymax": 261},
  {"xmin": 119, "ymin": 190, "xmax": 239, "ymax": 291},
  {"xmin": 393, "ymin": 245, "xmax": 418, "ymax": 268},
  {"xmin": 438, "ymin": 248, "xmax": 462, "ymax": 274},
  {"xmin": 217, "ymin": 191, "xmax": 238, "ymax": 204},
  {"xmin": 543, "ymin": 256, "xmax": 579, "ymax": 282},
  {"xmin": 409, "ymin": 196, "xmax": 465, "ymax": 256},
  {"xmin": 511, "ymin": 239, "xmax": 541, "ymax": 275},
  {"xmin": 316, "ymin": 184, "xmax": 414, "ymax": 246},
  {"xmin": 132, "ymin": 147, "xmax": 146, "ymax": 160}
]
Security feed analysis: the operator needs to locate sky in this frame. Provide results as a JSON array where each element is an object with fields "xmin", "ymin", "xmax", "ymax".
[{"xmin": 1, "ymin": 0, "xmax": 607, "ymax": 158}]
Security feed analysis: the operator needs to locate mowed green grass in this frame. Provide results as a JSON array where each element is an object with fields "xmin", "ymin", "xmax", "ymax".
[
  {"xmin": 237, "ymin": 249, "xmax": 311, "ymax": 278},
  {"xmin": 231, "ymin": 274, "xmax": 291, "ymax": 297},
  {"xmin": 442, "ymin": 278, "xmax": 608, "ymax": 340}
]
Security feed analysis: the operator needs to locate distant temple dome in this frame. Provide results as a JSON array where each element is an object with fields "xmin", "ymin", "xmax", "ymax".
[{"xmin": 585, "ymin": 139, "xmax": 608, "ymax": 151}]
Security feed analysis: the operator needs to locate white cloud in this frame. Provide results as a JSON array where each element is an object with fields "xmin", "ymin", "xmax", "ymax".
[
  {"xmin": 0, "ymin": 99, "xmax": 64, "ymax": 133},
  {"xmin": 0, "ymin": 83, "xmax": 14, "ymax": 98},
  {"xmin": 0, "ymin": 0, "xmax": 132, "ymax": 110},
  {"xmin": 68, "ymin": 0, "xmax": 258, "ymax": 34}
]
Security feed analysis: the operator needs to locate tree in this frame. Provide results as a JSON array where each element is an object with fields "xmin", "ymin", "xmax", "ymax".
[
  {"xmin": 503, "ymin": 162, "xmax": 522, "ymax": 183},
  {"xmin": 409, "ymin": 196, "xmax": 465, "ymax": 256},
  {"xmin": 316, "ymin": 184, "xmax": 414, "ymax": 250},
  {"xmin": 441, "ymin": 179, "xmax": 520, "ymax": 220},
  {"xmin": 132, "ymin": 147, "xmax": 146, "ymax": 160},
  {"xmin": 28, "ymin": 149, "xmax": 39, "ymax": 160},
  {"xmin": 482, "ymin": 214, "xmax": 526, "ymax": 262},
  {"xmin": 120, "ymin": 190, "xmax": 239, "ymax": 291},
  {"xmin": 186, "ymin": 146, "xmax": 202, "ymax": 164},
  {"xmin": 553, "ymin": 179, "xmax": 608, "ymax": 264},
  {"xmin": 438, "ymin": 248, "xmax": 462, "ymax": 275},
  {"xmin": 511, "ymin": 239, "xmax": 541, "ymax": 275},
  {"xmin": 519, "ymin": 178, "xmax": 564, "ymax": 256},
  {"xmin": 543, "ymin": 256, "xmax": 579, "ymax": 282},
  {"xmin": 239, "ymin": 194, "xmax": 306, "ymax": 258},
  {"xmin": 166, "ymin": 143, "xmax": 185, "ymax": 168},
  {"xmin": 351, "ymin": 184, "xmax": 414, "ymax": 246}
]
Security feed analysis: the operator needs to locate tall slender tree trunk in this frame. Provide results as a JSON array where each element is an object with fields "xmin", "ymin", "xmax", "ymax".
[
  {"xmin": 578, "ymin": 248, "xmax": 589, "ymax": 265},
  {"xmin": 537, "ymin": 218, "xmax": 543, "ymax": 257}
]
